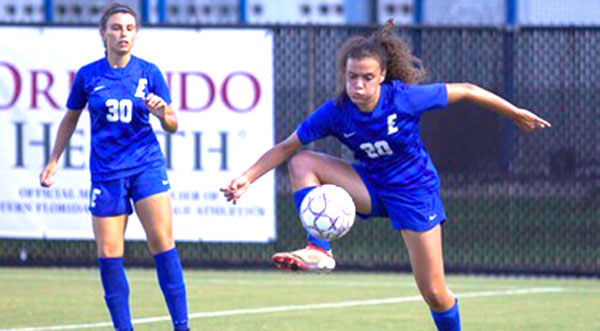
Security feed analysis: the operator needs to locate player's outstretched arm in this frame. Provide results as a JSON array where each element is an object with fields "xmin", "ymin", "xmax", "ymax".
[
  {"xmin": 446, "ymin": 83, "xmax": 552, "ymax": 131},
  {"xmin": 145, "ymin": 93, "xmax": 178, "ymax": 133},
  {"xmin": 221, "ymin": 132, "xmax": 302, "ymax": 204},
  {"xmin": 40, "ymin": 110, "xmax": 83, "ymax": 187}
]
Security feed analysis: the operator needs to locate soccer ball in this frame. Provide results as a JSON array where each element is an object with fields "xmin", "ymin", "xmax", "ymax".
[{"xmin": 300, "ymin": 184, "xmax": 356, "ymax": 240}]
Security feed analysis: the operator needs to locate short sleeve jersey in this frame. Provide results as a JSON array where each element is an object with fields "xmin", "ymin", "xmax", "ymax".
[
  {"xmin": 296, "ymin": 80, "xmax": 447, "ymax": 192},
  {"xmin": 67, "ymin": 56, "xmax": 170, "ymax": 181}
]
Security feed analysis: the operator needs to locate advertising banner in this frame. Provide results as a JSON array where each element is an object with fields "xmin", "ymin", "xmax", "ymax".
[{"xmin": 0, "ymin": 27, "xmax": 275, "ymax": 242}]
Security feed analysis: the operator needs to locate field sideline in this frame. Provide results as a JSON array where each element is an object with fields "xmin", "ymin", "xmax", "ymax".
[{"xmin": 0, "ymin": 268, "xmax": 598, "ymax": 330}]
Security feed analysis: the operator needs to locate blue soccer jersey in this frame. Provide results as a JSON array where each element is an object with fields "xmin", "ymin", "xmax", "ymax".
[
  {"xmin": 297, "ymin": 80, "xmax": 447, "ymax": 192},
  {"xmin": 67, "ymin": 56, "xmax": 170, "ymax": 181}
]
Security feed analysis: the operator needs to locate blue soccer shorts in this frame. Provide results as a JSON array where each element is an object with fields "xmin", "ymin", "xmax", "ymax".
[
  {"xmin": 352, "ymin": 164, "xmax": 447, "ymax": 232},
  {"xmin": 89, "ymin": 165, "xmax": 171, "ymax": 217}
]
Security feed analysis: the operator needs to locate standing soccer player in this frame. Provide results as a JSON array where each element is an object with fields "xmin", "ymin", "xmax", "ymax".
[
  {"xmin": 222, "ymin": 20, "xmax": 550, "ymax": 330},
  {"xmin": 39, "ymin": 3, "xmax": 188, "ymax": 330}
]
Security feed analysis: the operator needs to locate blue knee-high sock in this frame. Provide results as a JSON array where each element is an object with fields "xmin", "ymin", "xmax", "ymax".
[
  {"xmin": 154, "ymin": 248, "xmax": 188, "ymax": 330},
  {"xmin": 294, "ymin": 186, "xmax": 330, "ymax": 252},
  {"xmin": 98, "ymin": 257, "xmax": 132, "ymax": 331},
  {"xmin": 431, "ymin": 299, "xmax": 461, "ymax": 331}
]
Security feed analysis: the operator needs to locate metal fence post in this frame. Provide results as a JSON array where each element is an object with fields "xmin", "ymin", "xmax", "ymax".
[
  {"xmin": 500, "ymin": 0, "xmax": 518, "ymax": 173},
  {"xmin": 158, "ymin": 0, "xmax": 166, "ymax": 24},
  {"xmin": 239, "ymin": 0, "xmax": 247, "ymax": 24},
  {"xmin": 44, "ymin": 0, "xmax": 53, "ymax": 23},
  {"xmin": 140, "ymin": 0, "xmax": 149, "ymax": 25}
]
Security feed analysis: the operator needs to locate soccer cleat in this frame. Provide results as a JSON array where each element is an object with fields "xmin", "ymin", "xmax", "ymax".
[{"xmin": 271, "ymin": 244, "xmax": 335, "ymax": 272}]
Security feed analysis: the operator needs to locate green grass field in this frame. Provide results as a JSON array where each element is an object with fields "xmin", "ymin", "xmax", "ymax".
[{"xmin": 0, "ymin": 267, "xmax": 598, "ymax": 330}]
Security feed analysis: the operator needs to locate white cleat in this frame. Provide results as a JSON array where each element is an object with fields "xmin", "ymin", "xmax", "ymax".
[{"xmin": 271, "ymin": 245, "xmax": 336, "ymax": 272}]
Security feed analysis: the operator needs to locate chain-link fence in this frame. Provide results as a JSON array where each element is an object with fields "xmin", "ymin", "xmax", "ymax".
[{"xmin": 1, "ymin": 26, "xmax": 598, "ymax": 276}]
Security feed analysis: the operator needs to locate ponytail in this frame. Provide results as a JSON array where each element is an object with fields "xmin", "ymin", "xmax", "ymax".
[{"xmin": 335, "ymin": 19, "xmax": 426, "ymax": 102}]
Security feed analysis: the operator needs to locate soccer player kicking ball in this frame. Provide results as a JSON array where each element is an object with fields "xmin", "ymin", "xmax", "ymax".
[
  {"xmin": 221, "ymin": 20, "xmax": 550, "ymax": 330},
  {"xmin": 40, "ymin": 4, "xmax": 188, "ymax": 330}
]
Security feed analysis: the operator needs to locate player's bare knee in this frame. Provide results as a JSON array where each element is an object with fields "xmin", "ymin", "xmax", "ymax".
[
  {"xmin": 97, "ymin": 244, "xmax": 124, "ymax": 258},
  {"xmin": 288, "ymin": 151, "xmax": 317, "ymax": 178},
  {"xmin": 421, "ymin": 287, "xmax": 450, "ymax": 310},
  {"xmin": 147, "ymin": 235, "xmax": 174, "ymax": 254}
]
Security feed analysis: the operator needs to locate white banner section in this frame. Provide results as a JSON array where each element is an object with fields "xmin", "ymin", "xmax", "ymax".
[{"xmin": 0, "ymin": 27, "xmax": 275, "ymax": 242}]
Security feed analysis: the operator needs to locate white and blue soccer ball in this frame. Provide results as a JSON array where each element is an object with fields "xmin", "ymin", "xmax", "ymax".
[{"xmin": 300, "ymin": 184, "xmax": 356, "ymax": 240}]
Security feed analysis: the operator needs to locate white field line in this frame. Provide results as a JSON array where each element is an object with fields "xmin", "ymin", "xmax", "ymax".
[
  {"xmin": 0, "ymin": 273, "xmax": 535, "ymax": 289},
  {"xmin": 0, "ymin": 287, "xmax": 564, "ymax": 331}
]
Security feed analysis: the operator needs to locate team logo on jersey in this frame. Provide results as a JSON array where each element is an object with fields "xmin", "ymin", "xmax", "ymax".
[
  {"xmin": 134, "ymin": 78, "xmax": 148, "ymax": 98},
  {"xmin": 387, "ymin": 114, "xmax": 399, "ymax": 135},
  {"xmin": 90, "ymin": 188, "xmax": 102, "ymax": 208}
]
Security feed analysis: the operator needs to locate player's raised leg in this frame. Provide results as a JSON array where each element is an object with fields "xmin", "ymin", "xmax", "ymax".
[
  {"xmin": 136, "ymin": 192, "xmax": 189, "ymax": 331},
  {"xmin": 271, "ymin": 150, "xmax": 371, "ymax": 272},
  {"xmin": 402, "ymin": 225, "xmax": 460, "ymax": 331},
  {"xmin": 93, "ymin": 215, "xmax": 133, "ymax": 331}
]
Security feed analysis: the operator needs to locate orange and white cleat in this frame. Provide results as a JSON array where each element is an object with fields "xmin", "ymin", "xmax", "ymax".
[{"xmin": 271, "ymin": 244, "xmax": 335, "ymax": 272}]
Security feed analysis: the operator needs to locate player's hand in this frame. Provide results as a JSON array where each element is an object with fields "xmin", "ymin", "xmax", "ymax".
[
  {"xmin": 512, "ymin": 108, "xmax": 552, "ymax": 131},
  {"xmin": 144, "ymin": 93, "xmax": 167, "ymax": 119},
  {"xmin": 220, "ymin": 175, "xmax": 251, "ymax": 205},
  {"xmin": 40, "ymin": 161, "xmax": 57, "ymax": 187}
]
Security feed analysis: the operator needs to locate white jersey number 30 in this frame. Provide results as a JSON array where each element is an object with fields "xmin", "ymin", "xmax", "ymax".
[{"xmin": 106, "ymin": 99, "xmax": 133, "ymax": 123}]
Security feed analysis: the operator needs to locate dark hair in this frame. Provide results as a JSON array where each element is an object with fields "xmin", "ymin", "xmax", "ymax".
[
  {"xmin": 335, "ymin": 19, "xmax": 426, "ymax": 102},
  {"xmin": 100, "ymin": 2, "xmax": 140, "ymax": 31}
]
